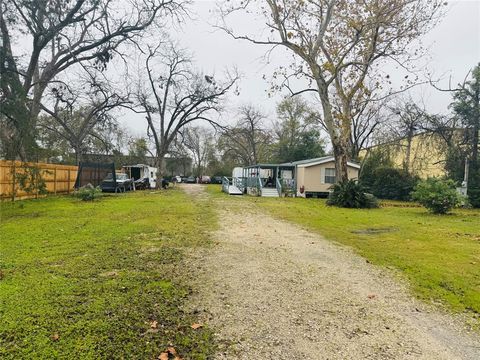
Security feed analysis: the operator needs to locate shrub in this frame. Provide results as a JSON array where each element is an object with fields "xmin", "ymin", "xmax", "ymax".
[
  {"xmin": 327, "ymin": 179, "xmax": 379, "ymax": 209},
  {"xmin": 359, "ymin": 149, "xmax": 394, "ymax": 188},
  {"xmin": 367, "ymin": 167, "xmax": 419, "ymax": 201},
  {"xmin": 468, "ymin": 187, "xmax": 480, "ymax": 208},
  {"xmin": 74, "ymin": 184, "xmax": 102, "ymax": 201},
  {"xmin": 411, "ymin": 178, "xmax": 464, "ymax": 214},
  {"xmin": 467, "ymin": 170, "xmax": 480, "ymax": 208},
  {"xmin": 15, "ymin": 164, "xmax": 49, "ymax": 196}
]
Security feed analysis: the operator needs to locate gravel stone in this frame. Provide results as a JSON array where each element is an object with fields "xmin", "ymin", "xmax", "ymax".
[{"xmin": 182, "ymin": 184, "xmax": 480, "ymax": 360}]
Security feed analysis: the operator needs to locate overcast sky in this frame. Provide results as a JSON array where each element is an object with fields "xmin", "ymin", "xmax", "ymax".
[{"xmin": 121, "ymin": 0, "xmax": 480, "ymax": 136}]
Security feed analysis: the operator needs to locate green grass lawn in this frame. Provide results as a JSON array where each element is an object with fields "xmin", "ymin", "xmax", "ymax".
[
  {"xmin": 208, "ymin": 185, "xmax": 480, "ymax": 323},
  {"xmin": 0, "ymin": 189, "xmax": 216, "ymax": 359}
]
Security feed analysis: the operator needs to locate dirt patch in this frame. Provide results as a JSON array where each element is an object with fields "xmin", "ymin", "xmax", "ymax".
[
  {"xmin": 183, "ymin": 187, "xmax": 480, "ymax": 359},
  {"xmin": 352, "ymin": 227, "xmax": 398, "ymax": 235},
  {"xmin": 99, "ymin": 271, "xmax": 118, "ymax": 277}
]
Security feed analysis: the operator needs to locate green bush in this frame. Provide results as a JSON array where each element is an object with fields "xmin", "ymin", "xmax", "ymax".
[
  {"xmin": 367, "ymin": 167, "xmax": 419, "ymax": 201},
  {"xmin": 467, "ymin": 170, "xmax": 480, "ymax": 208},
  {"xmin": 468, "ymin": 188, "xmax": 480, "ymax": 208},
  {"xmin": 359, "ymin": 149, "xmax": 394, "ymax": 186},
  {"xmin": 15, "ymin": 165, "xmax": 49, "ymax": 196},
  {"xmin": 411, "ymin": 178, "xmax": 464, "ymax": 214},
  {"xmin": 74, "ymin": 184, "xmax": 102, "ymax": 201},
  {"xmin": 327, "ymin": 179, "xmax": 379, "ymax": 209}
]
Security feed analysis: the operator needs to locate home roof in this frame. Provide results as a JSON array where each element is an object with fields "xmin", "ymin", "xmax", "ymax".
[
  {"xmin": 281, "ymin": 156, "xmax": 361, "ymax": 169},
  {"xmin": 243, "ymin": 163, "xmax": 295, "ymax": 169},
  {"xmin": 244, "ymin": 157, "xmax": 361, "ymax": 170}
]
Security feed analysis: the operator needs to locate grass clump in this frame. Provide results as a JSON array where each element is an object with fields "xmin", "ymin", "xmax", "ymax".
[
  {"xmin": 73, "ymin": 184, "xmax": 103, "ymax": 201},
  {"xmin": 0, "ymin": 189, "xmax": 216, "ymax": 359}
]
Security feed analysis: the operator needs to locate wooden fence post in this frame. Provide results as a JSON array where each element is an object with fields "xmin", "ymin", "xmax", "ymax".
[
  {"xmin": 35, "ymin": 163, "xmax": 39, "ymax": 199},
  {"xmin": 67, "ymin": 169, "xmax": 71, "ymax": 194},
  {"xmin": 54, "ymin": 168, "xmax": 57, "ymax": 194},
  {"xmin": 11, "ymin": 161, "xmax": 16, "ymax": 202}
]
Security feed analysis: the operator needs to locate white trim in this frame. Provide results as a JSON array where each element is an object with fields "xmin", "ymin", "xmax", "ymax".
[{"xmin": 297, "ymin": 157, "xmax": 361, "ymax": 169}]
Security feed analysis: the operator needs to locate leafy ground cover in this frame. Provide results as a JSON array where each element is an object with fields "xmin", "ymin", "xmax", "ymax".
[
  {"xmin": 208, "ymin": 185, "xmax": 480, "ymax": 323},
  {"xmin": 0, "ymin": 189, "xmax": 216, "ymax": 359}
]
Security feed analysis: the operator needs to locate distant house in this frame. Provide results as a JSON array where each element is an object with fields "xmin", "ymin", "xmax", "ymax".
[
  {"xmin": 225, "ymin": 156, "xmax": 360, "ymax": 198},
  {"xmin": 359, "ymin": 132, "xmax": 452, "ymax": 179}
]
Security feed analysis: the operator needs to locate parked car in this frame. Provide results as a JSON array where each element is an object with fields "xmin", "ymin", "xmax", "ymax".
[
  {"xmin": 212, "ymin": 176, "xmax": 223, "ymax": 184},
  {"xmin": 172, "ymin": 175, "xmax": 182, "ymax": 183},
  {"xmin": 134, "ymin": 177, "xmax": 150, "ymax": 190},
  {"xmin": 186, "ymin": 176, "xmax": 196, "ymax": 183},
  {"xmin": 100, "ymin": 173, "xmax": 133, "ymax": 192},
  {"xmin": 181, "ymin": 176, "xmax": 188, "ymax": 183},
  {"xmin": 160, "ymin": 178, "xmax": 170, "ymax": 189},
  {"xmin": 200, "ymin": 176, "xmax": 211, "ymax": 184}
]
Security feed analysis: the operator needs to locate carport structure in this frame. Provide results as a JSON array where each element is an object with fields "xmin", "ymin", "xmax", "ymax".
[{"xmin": 241, "ymin": 163, "xmax": 296, "ymax": 197}]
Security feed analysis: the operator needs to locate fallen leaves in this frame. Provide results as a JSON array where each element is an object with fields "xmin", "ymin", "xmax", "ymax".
[
  {"xmin": 51, "ymin": 333, "xmax": 60, "ymax": 341},
  {"xmin": 190, "ymin": 323, "xmax": 203, "ymax": 330},
  {"xmin": 158, "ymin": 347, "xmax": 182, "ymax": 360},
  {"xmin": 367, "ymin": 294, "xmax": 376, "ymax": 299},
  {"xmin": 150, "ymin": 320, "xmax": 158, "ymax": 329}
]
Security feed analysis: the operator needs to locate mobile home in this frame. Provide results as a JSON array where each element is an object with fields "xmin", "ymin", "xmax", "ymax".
[{"xmin": 229, "ymin": 156, "xmax": 360, "ymax": 198}]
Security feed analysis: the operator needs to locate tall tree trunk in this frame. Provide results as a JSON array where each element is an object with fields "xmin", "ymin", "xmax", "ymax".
[
  {"xmin": 156, "ymin": 154, "xmax": 165, "ymax": 189},
  {"xmin": 332, "ymin": 141, "xmax": 349, "ymax": 183},
  {"xmin": 404, "ymin": 126, "xmax": 415, "ymax": 174},
  {"xmin": 469, "ymin": 109, "xmax": 479, "ymax": 187},
  {"xmin": 314, "ymin": 73, "xmax": 351, "ymax": 183},
  {"xmin": 317, "ymin": 80, "xmax": 351, "ymax": 182},
  {"xmin": 472, "ymin": 88, "xmax": 479, "ymax": 166},
  {"xmin": 74, "ymin": 145, "xmax": 82, "ymax": 165}
]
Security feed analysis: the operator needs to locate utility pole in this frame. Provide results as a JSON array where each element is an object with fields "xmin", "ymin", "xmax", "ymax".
[{"xmin": 460, "ymin": 157, "xmax": 469, "ymax": 196}]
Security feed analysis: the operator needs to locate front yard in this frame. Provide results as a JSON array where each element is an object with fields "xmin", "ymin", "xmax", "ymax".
[
  {"xmin": 259, "ymin": 197, "xmax": 480, "ymax": 321},
  {"xmin": 208, "ymin": 185, "xmax": 480, "ymax": 325},
  {"xmin": 2, "ymin": 185, "xmax": 479, "ymax": 358},
  {"xmin": 0, "ymin": 190, "xmax": 216, "ymax": 359}
]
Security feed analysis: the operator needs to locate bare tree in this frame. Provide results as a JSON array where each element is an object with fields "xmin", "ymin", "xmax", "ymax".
[
  {"xmin": 129, "ymin": 41, "xmax": 239, "ymax": 187},
  {"xmin": 181, "ymin": 126, "xmax": 214, "ymax": 177},
  {"xmin": 219, "ymin": 105, "xmax": 272, "ymax": 166},
  {"xmin": 37, "ymin": 75, "xmax": 126, "ymax": 164},
  {"xmin": 385, "ymin": 101, "xmax": 427, "ymax": 173},
  {"xmin": 348, "ymin": 95, "xmax": 389, "ymax": 160},
  {"xmin": 219, "ymin": 0, "xmax": 444, "ymax": 182},
  {"xmin": 0, "ymin": 0, "xmax": 185, "ymax": 159}
]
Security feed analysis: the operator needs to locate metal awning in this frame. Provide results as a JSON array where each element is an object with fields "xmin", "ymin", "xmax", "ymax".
[{"xmin": 243, "ymin": 163, "xmax": 295, "ymax": 170}]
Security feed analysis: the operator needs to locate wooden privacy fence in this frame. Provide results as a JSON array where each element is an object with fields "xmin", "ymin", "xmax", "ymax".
[{"xmin": 0, "ymin": 160, "xmax": 78, "ymax": 201}]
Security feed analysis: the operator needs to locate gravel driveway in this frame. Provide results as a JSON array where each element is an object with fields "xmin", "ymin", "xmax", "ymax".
[{"xmin": 182, "ymin": 184, "xmax": 480, "ymax": 359}]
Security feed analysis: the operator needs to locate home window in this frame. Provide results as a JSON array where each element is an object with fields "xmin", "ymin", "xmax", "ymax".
[{"xmin": 324, "ymin": 168, "xmax": 336, "ymax": 184}]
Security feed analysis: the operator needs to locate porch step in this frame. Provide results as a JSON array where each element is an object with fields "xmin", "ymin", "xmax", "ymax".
[
  {"xmin": 261, "ymin": 188, "xmax": 279, "ymax": 197},
  {"xmin": 228, "ymin": 185, "xmax": 243, "ymax": 195}
]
